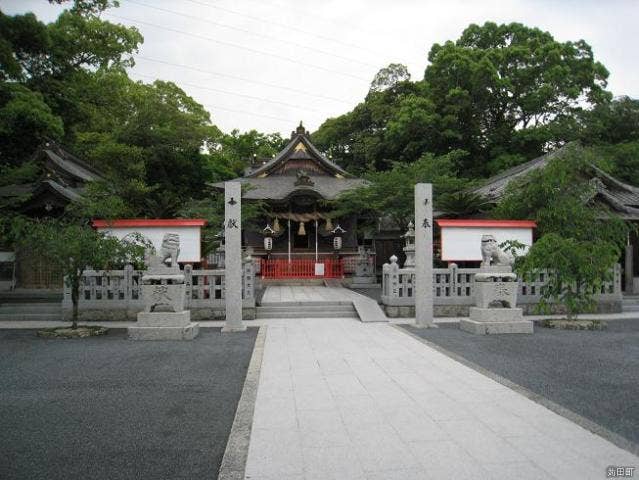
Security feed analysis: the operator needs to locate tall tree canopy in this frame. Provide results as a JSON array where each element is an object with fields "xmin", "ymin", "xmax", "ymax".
[
  {"xmin": 314, "ymin": 22, "xmax": 613, "ymax": 177},
  {"xmin": 0, "ymin": 2, "xmax": 284, "ymax": 221},
  {"xmin": 426, "ymin": 22, "xmax": 609, "ymax": 169}
]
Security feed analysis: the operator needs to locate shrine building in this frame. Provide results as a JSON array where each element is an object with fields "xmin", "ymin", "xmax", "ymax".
[{"xmin": 213, "ymin": 122, "xmax": 369, "ymax": 280}]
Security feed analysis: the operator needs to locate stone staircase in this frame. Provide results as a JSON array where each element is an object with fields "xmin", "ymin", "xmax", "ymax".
[
  {"xmin": 622, "ymin": 295, "xmax": 639, "ymax": 312},
  {"xmin": 256, "ymin": 301, "xmax": 359, "ymax": 319},
  {"xmin": 0, "ymin": 290, "xmax": 63, "ymax": 322},
  {"xmin": 0, "ymin": 302, "xmax": 62, "ymax": 321}
]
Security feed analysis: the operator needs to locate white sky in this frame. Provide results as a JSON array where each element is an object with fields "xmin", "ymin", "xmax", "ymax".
[{"xmin": 2, "ymin": 0, "xmax": 638, "ymax": 137}]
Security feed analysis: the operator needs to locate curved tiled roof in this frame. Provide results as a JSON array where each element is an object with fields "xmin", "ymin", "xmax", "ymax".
[
  {"xmin": 247, "ymin": 128, "xmax": 351, "ymax": 178},
  {"xmin": 213, "ymin": 123, "xmax": 363, "ymax": 200},
  {"xmin": 472, "ymin": 143, "xmax": 639, "ymax": 220},
  {"xmin": 212, "ymin": 176, "xmax": 367, "ymax": 200}
]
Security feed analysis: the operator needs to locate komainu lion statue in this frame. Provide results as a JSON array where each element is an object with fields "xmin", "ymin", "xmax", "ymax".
[
  {"xmin": 480, "ymin": 234, "xmax": 514, "ymax": 268},
  {"xmin": 160, "ymin": 233, "xmax": 180, "ymax": 267},
  {"xmin": 144, "ymin": 233, "xmax": 181, "ymax": 271}
]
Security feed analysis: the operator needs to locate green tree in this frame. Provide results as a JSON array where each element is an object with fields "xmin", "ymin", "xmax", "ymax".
[
  {"xmin": 69, "ymin": 73, "xmax": 220, "ymax": 217},
  {"xmin": 578, "ymin": 96, "xmax": 639, "ymax": 146},
  {"xmin": 48, "ymin": 0, "xmax": 120, "ymax": 17},
  {"xmin": 593, "ymin": 141, "xmax": 639, "ymax": 187},
  {"xmin": 207, "ymin": 128, "xmax": 287, "ymax": 180},
  {"xmin": 330, "ymin": 150, "xmax": 470, "ymax": 231},
  {"xmin": 516, "ymin": 234, "xmax": 619, "ymax": 319},
  {"xmin": 425, "ymin": 22, "xmax": 610, "ymax": 173},
  {"xmin": 12, "ymin": 218, "xmax": 145, "ymax": 328},
  {"xmin": 313, "ymin": 75, "xmax": 424, "ymax": 173},
  {"xmin": 494, "ymin": 144, "xmax": 629, "ymax": 317},
  {"xmin": 0, "ymin": 83, "xmax": 64, "ymax": 165},
  {"xmin": 0, "ymin": 11, "xmax": 50, "ymax": 81},
  {"xmin": 314, "ymin": 22, "xmax": 612, "ymax": 177},
  {"xmin": 369, "ymin": 63, "xmax": 411, "ymax": 93}
]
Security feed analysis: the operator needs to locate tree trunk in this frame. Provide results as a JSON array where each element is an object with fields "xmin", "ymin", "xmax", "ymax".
[{"xmin": 71, "ymin": 278, "xmax": 79, "ymax": 330}]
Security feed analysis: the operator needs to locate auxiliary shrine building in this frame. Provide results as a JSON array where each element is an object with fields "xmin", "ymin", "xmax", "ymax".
[{"xmin": 213, "ymin": 123, "xmax": 369, "ymax": 279}]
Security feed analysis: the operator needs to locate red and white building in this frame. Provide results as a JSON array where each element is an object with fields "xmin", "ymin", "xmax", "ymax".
[
  {"xmin": 436, "ymin": 219, "xmax": 536, "ymax": 266},
  {"xmin": 92, "ymin": 219, "xmax": 207, "ymax": 264}
]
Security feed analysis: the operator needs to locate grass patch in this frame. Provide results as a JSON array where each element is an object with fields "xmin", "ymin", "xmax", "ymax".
[
  {"xmin": 37, "ymin": 326, "xmax": 109, "ymax": 338},
  {"xmin": 539, "ymin": 319, "xmax": 607, "ymax": 331}
]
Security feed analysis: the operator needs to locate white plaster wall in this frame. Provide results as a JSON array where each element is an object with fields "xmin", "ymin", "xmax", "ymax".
[
  {"xmin": 97, "ymin": 226, "xmax": 202, "ymax": 262},
  {"xmin": 441, "ymin": 227, "xmax": 533, "ymax": 262}
]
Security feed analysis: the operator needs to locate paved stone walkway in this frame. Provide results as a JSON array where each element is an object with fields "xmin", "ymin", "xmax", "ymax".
[
  {"xmin": 245, "ymin": 317, "xmax": 638, "ymax": 480},
  {"xmin": 261, "ymin": 285, "xmax": 354, "ymax": 304}
]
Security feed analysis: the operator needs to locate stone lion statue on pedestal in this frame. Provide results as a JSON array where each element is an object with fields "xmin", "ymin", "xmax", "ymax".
[
  {"xmin": 144, "ymin": 233, "xmax": 181, "ymax": 273},
  {"xmin": 480, "ymin": 234, "xmax": 514, "ymax": 268}
]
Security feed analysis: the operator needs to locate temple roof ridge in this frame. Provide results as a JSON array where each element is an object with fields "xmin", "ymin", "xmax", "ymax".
[{"xmin": 246, "ymin": 122, "xmax": 352, "ymax": 178}]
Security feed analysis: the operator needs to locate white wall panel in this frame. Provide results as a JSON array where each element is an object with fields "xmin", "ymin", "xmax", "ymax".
[
  {"xmin": 97, "ymin": 226, "xmax": 202, "ymax": 262},
  {"xmin": 441, "ymin": 226, "xmax": 533, "ymax": 262}
]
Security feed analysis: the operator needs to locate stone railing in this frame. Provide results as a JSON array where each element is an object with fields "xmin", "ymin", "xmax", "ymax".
[
  {"xmin": 382, "ymin": 258, "xmax": 622, "ymax": 317},
  {"xmin": 62, "ymin": 260, "xmax": 256, "ymax": 321}
]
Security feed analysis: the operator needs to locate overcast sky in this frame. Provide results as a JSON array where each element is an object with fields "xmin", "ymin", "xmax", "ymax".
[{"xmin": 3, "ymin": 0, "xmax": 638, "ymax": 137}]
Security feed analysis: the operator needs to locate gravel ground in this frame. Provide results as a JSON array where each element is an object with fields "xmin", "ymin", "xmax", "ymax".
[
  {"xmin": 0, "ymin": 328, "xmax": 258, "ymax": 480},
  {"xmin": 403, "ymin": 320, "xmax": 639, "ymax": 446}
]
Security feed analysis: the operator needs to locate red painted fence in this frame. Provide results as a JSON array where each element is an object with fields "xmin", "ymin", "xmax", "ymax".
[{"xmin": 261, "ymin": 258, "xmax": 344, "ymax": 279}]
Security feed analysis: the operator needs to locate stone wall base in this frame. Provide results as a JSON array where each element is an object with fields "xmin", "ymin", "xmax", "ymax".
[
  {"xmin": 64, "ymin": 306, "xmax": 257, "ymax": 321},
  {"xmin": 383, "ymin": 300, "xmax": 622, "ymax": 318}
]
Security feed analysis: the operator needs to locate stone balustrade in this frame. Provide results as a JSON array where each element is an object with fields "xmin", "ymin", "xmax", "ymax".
[
  {"xmin": 382, "ymin": 257, "xmax": 622, "ymax": 317},
  {"xmin": 62, "ymin": 260, "xmax": 256, "ymax": 321}
]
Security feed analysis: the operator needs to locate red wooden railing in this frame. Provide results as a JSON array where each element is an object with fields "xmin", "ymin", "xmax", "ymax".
[{"xmin": 261, "ymin": 258, "xmax": 344, "ymax": 279}]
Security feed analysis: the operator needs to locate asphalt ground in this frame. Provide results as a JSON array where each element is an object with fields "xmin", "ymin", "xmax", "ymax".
[
  {"xmin": 402, "ymin": 320, "xmax": 639, "ymax": 447},
  {"xmin": 0, "ymin": 327, "xmax": 258, "ymax": 480}
]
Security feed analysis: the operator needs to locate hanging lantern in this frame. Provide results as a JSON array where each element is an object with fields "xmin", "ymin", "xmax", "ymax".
[
  {"xmin": 297, "ymin": 221, "xmax": 306, "ymax": 236},
  {"xmin": 263, "ymin": 224, "xmax": 275, "ymax": 251},
  {"xmin": 325, "ymin": 217, "xmax": 333, "ymax": 231},
  {"xmin": 331, "ymin": 224, "xmax": 346, "ymax": 251},
  {"xmin": 273, "ymin": 217, "xmax": 281, "ymax": 232}
]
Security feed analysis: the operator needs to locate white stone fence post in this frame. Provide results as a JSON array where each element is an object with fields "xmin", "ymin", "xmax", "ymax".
[
  {"xmin": 62, "ymin": 262, "xmax": 256, "ymax": 321},
  {"xmin": 381, "ymin": 260, "xmax": 622, "ymax": 317}
]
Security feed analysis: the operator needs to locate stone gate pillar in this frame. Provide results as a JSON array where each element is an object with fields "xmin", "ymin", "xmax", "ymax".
[
  {"xmin": 415, "ymin": 183, "xmax": 434, "ymax": 328},
  {"xmin": 223, "ymin": 181, "xmax": 246, "ymax": 332}
]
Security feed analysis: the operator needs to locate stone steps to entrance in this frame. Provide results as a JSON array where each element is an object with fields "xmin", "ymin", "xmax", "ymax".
[
  {"xmin": 260, "ymin": 300, "xmax": 353, "ymax": 307},
  {"xmin": 258, "ymin": 286, "xmax": 388, "ymax": 322},
  {"xmin": 0, "ymin": 300, "xmax": 62, "ymax": 321},
  {"xmin": 256, "ymin": 303, "xmax": 359, "ymax": 319},
  {"xmin": 0, "ymin": 303, "xmax": 62, "ymax": 313},
  {"xmin": 260, "ymin": 279, "xmax": 325, "ymax": 286},
  {"xmin": 0, "ymin": 312, "xmax": 62, "ymax": 321},
  {"xmin": 622, "ymin": 296, "xmax": 639, "ymax": 311},
  {"xmin": 0, "ymin": 290, "xmax": 62, "ymax": 303}
]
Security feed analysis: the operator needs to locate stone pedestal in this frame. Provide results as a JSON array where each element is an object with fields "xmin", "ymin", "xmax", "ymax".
[
  {"xmin": 460, "ymin": 307, "xmax": 533, "ymax": 335},
  {"xmin": 129, "ymin": 311, "xmax": 200, "ymax": 340},
  {"xmin": 351, "ymin": 250, "xmax": 377, "ymax": 287},
  {"xmin": 461, "ymin": 265, "xmax": 533, "ymax": 335},
  {"xmin": 141, "ymin": 280, "xmax": 186, "ymax": 313},
  {"xmin": 473, "ymin": 273, "xmax": 518, "ymax": 309}
]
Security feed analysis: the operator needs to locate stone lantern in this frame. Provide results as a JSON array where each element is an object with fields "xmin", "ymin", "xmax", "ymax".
[
  {"xmin": 403, "ymin": 221, "xmax": 416, "ymax": 268},
  {"xmin": 214, "ymin": 221, "xmax": 225, "ymax": 268}
]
